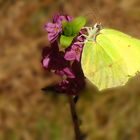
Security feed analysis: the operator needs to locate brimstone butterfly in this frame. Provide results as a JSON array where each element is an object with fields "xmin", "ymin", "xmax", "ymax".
[{"xmin": 81, "ymin": 24, "xmax": 140, "ymax": 90}]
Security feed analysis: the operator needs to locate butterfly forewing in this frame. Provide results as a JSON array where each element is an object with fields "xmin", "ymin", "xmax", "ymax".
[{"xmin": 81, "ymin": 28, "xmax": 140, "ymax": 90}]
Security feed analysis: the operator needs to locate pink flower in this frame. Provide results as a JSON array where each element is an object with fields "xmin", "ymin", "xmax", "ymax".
[
  {"xmin": 42, "ymin": 41, "xmax": 69, "ymax": 70},
  {"xmin": 42, "ymin": 14, "xmax": 87, "ymax": 95},
  {"xmin": 44, "ymin": 23, "xmax": 62, "ymax": 42},
  {"xmin": 44, "ymin": 14, "xmax": 73, "ymax": 43},
  {"xmin": 64, "ymin": 43, "xmax": 83, "ymax": 62},
  {"xmin": 64, "ymin": 29, "xmax": 86, "ymax": 62},
  {"xmin": 55, "ymin": 67, "xmax": 75, "ymax": 78},
  {"xmin": 53, "ymin": 14, "xmax": 73, "ymax": 23}
]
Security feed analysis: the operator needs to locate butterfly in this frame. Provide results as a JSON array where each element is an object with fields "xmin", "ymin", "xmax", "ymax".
[{"xmin": 81, "ymin": 23, "xmax": 140, "ymax": 90}]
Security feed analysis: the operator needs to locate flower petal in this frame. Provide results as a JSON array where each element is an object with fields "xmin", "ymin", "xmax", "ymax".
[
  {"xmin": 64, "ymin": 50, "xmax": 76, "ymax": 61},
  {"xmin": 75, "ymin": 53, "xmax": 81, "ymax": 62},
  {"xmin": 43, "ymin": 57, "xmax": 50, "ymax": 68},
  {"xmin": 45, "ymin": 23, "xmax": 56, "ymax": 28},
  {"xmin": 53, "ymin": 14, "xmax": 73, "ymax": 23},
  {"xmin": 63, "ymin": 67, "xmax": 75, "ymax": 78},
  {"xmin": 48, "ymin": 34, "xmax": 57, "ymax": 42}
]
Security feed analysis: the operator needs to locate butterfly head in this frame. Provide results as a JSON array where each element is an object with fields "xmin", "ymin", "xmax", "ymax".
[
  {"xmin": 80, "ymin": 23, "xmax": 103, "ymax": 43},
  {"xmin": 93, "ymin": 23, "xmax": 102, "ymax": 33},
  {"xmin": 86, "ymin": 23, "xmax": 102, "ymax": 42}
]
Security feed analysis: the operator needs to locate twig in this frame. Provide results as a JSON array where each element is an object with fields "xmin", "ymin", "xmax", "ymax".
[{"xmin": 68, "ymin": 95, "xmax": 85, "ymax": 140}]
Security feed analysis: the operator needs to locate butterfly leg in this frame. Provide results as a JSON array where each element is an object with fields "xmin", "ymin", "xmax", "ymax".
[
  {"xmin": 78, "ymin": 34, "xmax": 88, "ymax": 39},
  {"xmin": 82, "ymin": 27, "xmax": 93, "ymax": 34}
]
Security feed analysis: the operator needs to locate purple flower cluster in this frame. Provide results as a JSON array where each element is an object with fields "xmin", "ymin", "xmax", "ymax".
[
  {"xmin": 42, "ymin": 14, "xmax": 86, "ymax": 95},
  {"xmin": 44, "ymin": 14, "xmax": 73, "ymax": 42}
]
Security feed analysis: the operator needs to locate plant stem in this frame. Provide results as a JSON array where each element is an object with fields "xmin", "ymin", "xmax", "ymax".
[{"xmin": 68, "ymin": 95, "xmax": 85, "ymax": 140}]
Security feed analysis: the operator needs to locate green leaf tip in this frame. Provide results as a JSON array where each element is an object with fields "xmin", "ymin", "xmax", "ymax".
[
  {"xmin": 60, "ymin": 35, "xmax": 74, "ymax": 48},
  {"xmin": 71, "ymin": 16, "xmax": 86, "ymax": 34}
]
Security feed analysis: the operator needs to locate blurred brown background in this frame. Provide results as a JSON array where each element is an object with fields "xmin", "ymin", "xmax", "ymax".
[{"xmin": 0, "ymin": 0, "xmax": 140, "ymax": 140}]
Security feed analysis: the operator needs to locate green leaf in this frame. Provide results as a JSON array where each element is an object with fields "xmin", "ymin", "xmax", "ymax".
[
  {"xmin": 60, "ymin": 17, "xmax": 86, "ymax": 48},
  {"xmin": 62, "ymin": 16, "xmax": 86, "ymax": 36},
  {"xmin": 71, "ymin": 16, "xmax": 86, "ymax": 35},
  {"xmin": 60, "ymin": 35, "xmax": 74, "ymax": 48},
  {"xmin": 62, "ymin": 22, "xmax": 73, "ymax": 36}
]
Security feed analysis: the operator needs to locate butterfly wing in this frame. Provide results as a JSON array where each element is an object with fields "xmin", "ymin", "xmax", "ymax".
[
  {"xmin": 81, "ymin": 28, "xmax": 140, "ymax": 90},
  {"xmin": 101, "ymin": 29, "xmax": 140, "ymax": 75}
]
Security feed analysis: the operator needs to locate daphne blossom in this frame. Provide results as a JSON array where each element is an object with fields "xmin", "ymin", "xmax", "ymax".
[
  {"xmin": 42, "ymin": 14, "xmax": 86, "ymax": 95},
  {"xmin": 44, "ymin": 14, "xmax": 73, "ymax": 42}
]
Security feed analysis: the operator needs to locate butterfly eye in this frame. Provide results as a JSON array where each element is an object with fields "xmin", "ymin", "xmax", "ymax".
[
  {"xmin": 94, "ymin": 23, "xmax": 102, "ymax": 30},
  {"xmin": 94, "ymin": 23, "xmax": 98, "ymax": 28}
]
